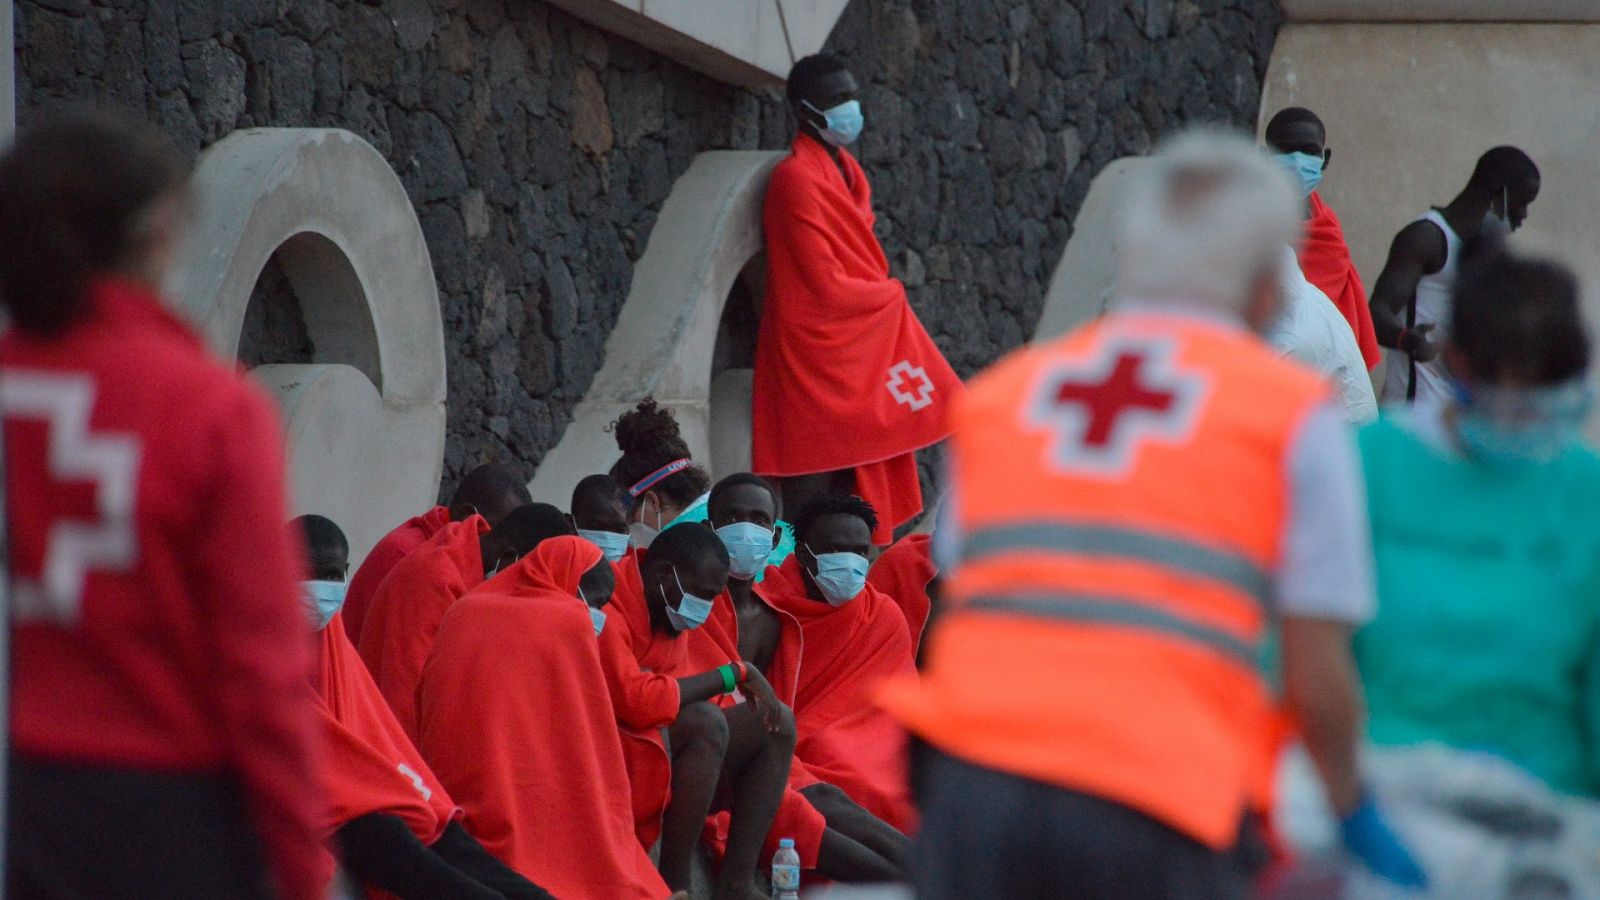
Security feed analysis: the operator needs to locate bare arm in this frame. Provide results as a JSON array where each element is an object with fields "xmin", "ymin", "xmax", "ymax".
[
  {"xmin": 1281, "ymin": 616, "xmax": 1364, "ymax": 816},
  {"xmin": 1369, "ymin": 221, "xmax": 1447, "ymax": 353}
]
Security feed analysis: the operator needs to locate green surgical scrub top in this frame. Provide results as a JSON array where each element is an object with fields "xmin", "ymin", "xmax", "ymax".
[{"xmin": 1355, "ymin": 416, "xmax": 1600, "ymax": 796}]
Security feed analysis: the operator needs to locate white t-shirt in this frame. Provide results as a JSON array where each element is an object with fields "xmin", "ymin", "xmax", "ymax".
[{"xmin": 1269, "ymin": 245, "xmax": 1380, "ymax": 425}]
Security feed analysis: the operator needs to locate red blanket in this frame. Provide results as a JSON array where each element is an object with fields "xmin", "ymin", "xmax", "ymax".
[
  {"xmin": 766, "ymin": 559, "xmax": 919, "ymax": 832},
  {"xmin": 417, "ymin": 539, "xmax": 667, "ymax": 899},
  {"xmin": 343, "ymin": 506, "xmax": 452, "ymax": 644},
  {"xmin": 314, "ymin": 612, "xmax": 458, "ymax": 847},
  {"xmin": 753, "ymin": 134, "xmax": 963, "ymax": 541},
  {"xmin": 600, "ymin": 558, "xmax": 688, "ymax": 851},
  {"xmin": 357, "ymin": 516, "xmax": 487, "ymax": 742},
  {"xmin": 1301, "ymin": 192, "xmax": 1380, "ymax": 370},
  {"xmin": 866, "ymin": 534, "xmax": 937, "ymax": 653}
]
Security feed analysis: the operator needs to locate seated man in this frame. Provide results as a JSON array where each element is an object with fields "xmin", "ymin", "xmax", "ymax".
[
  {"xmin": 708, "ymin": 474, "xmax": 909, "ymax": 881},
  {"xmin": 754, "ymin": 53, "xmax": 963, "ymax": 543},
  {"xmin": 291, "ymin": 515, "xmax": 553, "ymax": 899},
  {"xmin": 572, "ymin": 473, "xmax": 630, "ymax": 563},
  {"xmin": 763, "ymin": 494, "xmax": 920, "ymax": 835},
  {"xmin": 344, "ymin": 463, "xmax": 532, "ymax": 643},
  {"xmin": 359, "ymin": 502, "xmax": 572, "ymax": 739},
  {"xmin": 600, "ymin": 524, "xmax": 795, "ymax": 899},
  {"xmin": 418, "ymin": 537, "xmax": 680, "ymax": 900},
  {"xmin": 1265, "ymin": 106, "xmax": 1381, "ymax": 370}
]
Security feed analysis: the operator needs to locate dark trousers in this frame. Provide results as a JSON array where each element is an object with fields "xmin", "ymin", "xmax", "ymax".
[
  {"xmin": 7, "ymin": 755, "xmax": 274, "ymax": 899},
  {"xmin": 912, "ymin": 749, "xmax": 1247, "ymax": 900}
]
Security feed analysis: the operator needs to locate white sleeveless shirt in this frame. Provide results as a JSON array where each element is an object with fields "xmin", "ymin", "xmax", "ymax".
[{"xmin": 1382, "ymin": 209, "xmax": 1461, "ymax": 406}]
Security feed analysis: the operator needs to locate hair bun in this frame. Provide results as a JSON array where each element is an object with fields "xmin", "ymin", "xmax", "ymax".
[{"xmin": 612, "ymin": 397, "xmax": 690, "ymax": 458}]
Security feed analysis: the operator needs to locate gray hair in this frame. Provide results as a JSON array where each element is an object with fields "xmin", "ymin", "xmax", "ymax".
[{"xmin": 1114, "ymin": 129, "xmax": 1301, "ymax": 316}]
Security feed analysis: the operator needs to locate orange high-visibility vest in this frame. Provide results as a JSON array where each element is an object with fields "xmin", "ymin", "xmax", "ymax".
[{"xmin": 884, "ymin": 310, "xmax": 1328, "ymax": 849}]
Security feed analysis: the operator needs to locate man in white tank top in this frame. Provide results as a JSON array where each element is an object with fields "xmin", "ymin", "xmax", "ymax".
[{"xmin": 1369, "ymin": 147, "xmax": 1540, "ymax": 406}]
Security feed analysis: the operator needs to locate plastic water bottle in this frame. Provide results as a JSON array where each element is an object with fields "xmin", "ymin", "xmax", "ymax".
[{"xmin": 772, "ymin": 837, "xmax": 801, "ymax": 899}]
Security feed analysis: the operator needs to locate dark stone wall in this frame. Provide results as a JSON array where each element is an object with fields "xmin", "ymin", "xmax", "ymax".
[{"xmin": 14, "ymin": 0, "xmax": 1281, "ymax": 498}]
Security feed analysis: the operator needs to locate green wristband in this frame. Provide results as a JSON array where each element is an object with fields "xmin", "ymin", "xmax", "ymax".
[{"xmin": 718, "ymin": 664, "xmax": 736, "ymax": 694}]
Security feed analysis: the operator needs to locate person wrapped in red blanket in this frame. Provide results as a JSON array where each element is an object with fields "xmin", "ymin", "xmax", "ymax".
[
  {"xmin": 705, "ymin": 474, "xmax": 911, "ymax": 882},
  {"xmin": 417, "ymin": 536, "xmax": 676, "ymax": 900},
  {"xmin": 754, "ymin": 53, "xmax": 963, "ymax": 544},
  {"xmin": 600, "ymin": 524, "xmax": 796, "ymax": 899},
  {"xmin": 1265, "ymin": 106, "xmax": 1381, "ymax": 370},
  {"xmin": 358, "ymin": 503, "xmax": 571, "ymax": 741},
  {"xmin": 292, "ymin": 515, "xmax": 553, "ymax": 899},
  {"xmin": 764, "ymin": 493, "xmax": 920, "ymax": 835},
  {"xmin": 342, "ymin": 464, "xmax": 532, "ymax": 644},
  {"xmin": 866, "ymin": 533, "xmax": 938, "ymax": 655}
]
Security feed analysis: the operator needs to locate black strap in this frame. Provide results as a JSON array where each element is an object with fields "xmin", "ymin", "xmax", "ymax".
[{"xmin": 1405, "ymin": 280, "xmax": 1418, "ymax": 403}]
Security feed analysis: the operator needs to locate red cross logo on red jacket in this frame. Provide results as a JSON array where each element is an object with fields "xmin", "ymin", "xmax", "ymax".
[
  {"xmin": 0, "ymin": 372, "xmax": 141, "ymax": 623},
  {"xmin": 1027, "ymin": 334, "xmax": 1208, "ymax": 476}
]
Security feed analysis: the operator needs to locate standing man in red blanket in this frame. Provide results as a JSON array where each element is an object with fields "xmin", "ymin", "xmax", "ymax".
[
  {"xmin": 754, "ymin": 53, "xmax": 963, "ymax": 545},
  {"xmin": 1265, "ymin": 107, "xmax": 1381, "ymax": 370}
]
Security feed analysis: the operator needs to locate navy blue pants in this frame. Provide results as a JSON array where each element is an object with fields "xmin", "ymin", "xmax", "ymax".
[{"xmin": 912, "ymin": 749, "xmax": 1248, "ymax": 900}]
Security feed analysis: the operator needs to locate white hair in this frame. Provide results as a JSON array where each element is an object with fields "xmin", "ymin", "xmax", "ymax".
[{"xmin": 1114, "ymin": 129, "xmax": 1301, "ymax": 315}]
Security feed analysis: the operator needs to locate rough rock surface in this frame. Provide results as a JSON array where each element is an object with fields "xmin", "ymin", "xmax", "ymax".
[{"xmin": 15, "ymin": 0, "xmax": 1282, "ymax": 500}]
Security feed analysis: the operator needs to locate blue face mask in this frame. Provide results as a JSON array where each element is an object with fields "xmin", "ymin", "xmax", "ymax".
[
  {"xmin": 1455, "ymin": 377, "xmax": 1592, "ymax": 467},
  {"xmin": 662, "ymin": 565, "xmax": 714, "ymax": 632},
  {"xmin": 1273, "ymin": 151, "xmax": 1324, "ymax": 198},
  {"xmin": 578, "ymin": 586, "xmax": 608, "ymax": 636},
  {"xmin": 805, "ymin": 545, "xmax": 870, "ymax": 606},
  {"xmin": 716, "ymin": 522, "xmax": 775, "ymax": 581},
  {"xmin": 579, "ymin": 528, "xmax": 629, "ymax": 564},
  {"xmin": 803, "ymin": 99, "xmax": 864, "ymax": 147},
  {"xmin": 302, "ymin": 580, "xmax": 346, "ymax": 631}
]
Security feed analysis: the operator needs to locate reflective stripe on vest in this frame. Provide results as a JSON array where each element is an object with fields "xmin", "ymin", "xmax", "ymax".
[
  {"xmin": 964, "ymin": 591, "xmax": 1259, "ymax": 670},
  {"xmin": 962, "ymin": 521, "xmax": 1273, "ymax": 607}
]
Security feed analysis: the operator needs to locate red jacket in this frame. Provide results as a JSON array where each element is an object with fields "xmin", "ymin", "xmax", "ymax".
[{"xmin": 2, "ymin": 279, "xmax": 325, "ymax": 898}]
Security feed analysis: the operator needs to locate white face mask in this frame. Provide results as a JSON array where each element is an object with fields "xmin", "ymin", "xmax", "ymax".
[{"xmin": 629, "ymin": 495, "xmax": 663, "ymax": 550}]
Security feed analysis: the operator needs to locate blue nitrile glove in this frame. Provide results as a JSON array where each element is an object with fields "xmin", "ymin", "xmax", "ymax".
[{"xmin": 1340, "ymin": 793, "xmax": 1429, "ymax": 889}]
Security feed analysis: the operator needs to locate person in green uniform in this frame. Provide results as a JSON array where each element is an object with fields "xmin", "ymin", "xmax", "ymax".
[{"xmin": 1355, "ymin": 241, "xmax": 1600, "ymax": 795}]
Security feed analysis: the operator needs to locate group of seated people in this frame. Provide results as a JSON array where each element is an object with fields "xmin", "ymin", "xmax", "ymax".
[{"xmin": 295, "ymin": 399, "xmax": 938, "ymax": 899}]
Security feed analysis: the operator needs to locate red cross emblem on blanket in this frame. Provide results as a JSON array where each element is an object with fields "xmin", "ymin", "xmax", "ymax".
[
  {"xmin": 1027, "ymin": 334, "xmax": 1208, "ymax": 476},
  {"xmin": 887, "ymin": 360, "xmax": 935, "ymax": 412}
]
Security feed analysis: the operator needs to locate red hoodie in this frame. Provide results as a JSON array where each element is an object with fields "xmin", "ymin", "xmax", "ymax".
[{"xmin": 2, "ymin": 278, "xmax": 324, "ymax": 899}]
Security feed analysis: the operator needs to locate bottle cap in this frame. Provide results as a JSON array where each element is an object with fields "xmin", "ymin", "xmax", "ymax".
[{"xmin": 779, "ymin": 838, "xmax": 795, "ymax": 849}]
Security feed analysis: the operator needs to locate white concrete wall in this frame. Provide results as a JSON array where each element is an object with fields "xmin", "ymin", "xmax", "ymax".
[
  {"xmin": 529, "ymin": 150, "xmax": 782, "ymax": 507},
  {"xmin": 543, "ymin": 0, "xmax": 851, "ymax": 86},
  {"xmin": 1261, "ymin": 23, "xmax": 1600, "ymax": 343},
  {"xmin": 166, "ymin": 129, "xmax": 447, "ymax": 566},
  {"xmin": 1032, "ymin": 158, "xmax": 1148, "ymax": 344}
]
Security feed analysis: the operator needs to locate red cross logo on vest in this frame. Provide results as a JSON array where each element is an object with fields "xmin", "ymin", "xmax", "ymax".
[{"xmin": 1028, "ymin": 333, "xmax": 1208, "ymax": 476}]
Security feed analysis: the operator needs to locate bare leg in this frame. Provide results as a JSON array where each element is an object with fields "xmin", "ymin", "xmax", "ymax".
[
  {"xmin": 801, "ymin": 783, "xmax": 909, "ymax": 877},
  {"xmin": 815, "ymin": 827, "xmax": 902, "ymax": 883},
  {"xmin": 714, "ymin": 703, "xmax": 796, "ymax": 900},
  {"xmin": 661, "ymin": 703, "xmax": 730, "ymax": 892}
]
